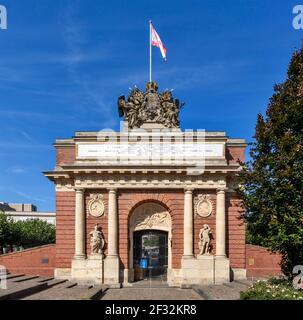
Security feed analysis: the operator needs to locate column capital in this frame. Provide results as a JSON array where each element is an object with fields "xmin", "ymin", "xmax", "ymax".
[
  {"xmin": 108, "ymin": 188, "xmax": 118, "ymax": 193},
  {"xmin": 184, "ymin": 188, "xmax": 194, "ymax": 194},
  {"xmin": 216, "ymin": 187, "xmax": 227, "ymax": 194},
  {"xmin": 75, "ymin": 188, "xmax": 84, "ymax": 193}
]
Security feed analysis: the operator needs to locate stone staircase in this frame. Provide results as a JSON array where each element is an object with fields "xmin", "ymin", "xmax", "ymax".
[{"xmin": 0, "ymin": 273, "xmax": 106, "ymax": 300}]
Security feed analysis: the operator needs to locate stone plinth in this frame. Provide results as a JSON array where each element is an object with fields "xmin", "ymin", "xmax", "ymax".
[
  {"xmin": 71, "ymin": 254, "xmax": 104, "ymax": 285},
  {"xmin": 214, "ymin": 256, "xmax": 230, "ymax": 284},
  {"xmin": 104, "ymin": 255, "xmax": 120, "ymax": 286},
  {"xmin": 181, "ymin": 255, "xmax": 215, "ymax": 285}
]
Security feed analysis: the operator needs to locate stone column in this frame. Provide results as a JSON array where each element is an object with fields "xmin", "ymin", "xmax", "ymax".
[
  {"xmin": 74, "ymin": 189, "xmax": 86, "ymax": 259},
  {"xmin": 108, "ymin": 189, "xmax": 118, "ymax": 256},
  {"xmin": 216, "ymin": 188, "xmax": 226, "ymax": 257},
  {"xmin": 183, "ymin": 189, "xmax": 194, "ymax": 257},
  {"xmin": 214, "ymin": 187, "xmax": 230, "ymax": 284},
  {"xmin": 104, "ymin": 189, "xmax": 120, "ymax": 285}
]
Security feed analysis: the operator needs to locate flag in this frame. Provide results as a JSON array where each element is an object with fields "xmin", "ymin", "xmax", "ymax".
[{"xmin": 151, "ymin": 23, "xmax": 167, "ymax": 60}]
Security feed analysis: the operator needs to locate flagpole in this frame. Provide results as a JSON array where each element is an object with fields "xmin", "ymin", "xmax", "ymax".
[{"xmin": 149, "ymin": 20, "xmax": 152, "ymax": 82}]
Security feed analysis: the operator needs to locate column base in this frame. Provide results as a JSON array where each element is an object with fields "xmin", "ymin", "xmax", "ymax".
[
  {"xmin": 73, "ymin": 254, "xmax": 87, "ymax": 260},
  {"xmin": 181, "ymin": 255, "xmax": 215, "ymax": 285},
  {"xmin": 71, "ymin": 254, "xmax": 104, "ymax": 284},
  {"xmin": 182, "ymin": 254, "xmax": 195, "ymax": 259},
  {"xmin": 104, "ymin": 255, "xmax": 120, "ymax": 285},
  {"xmin": 214, "ymin": 256, "xmax": 230, "ymax": 284}
]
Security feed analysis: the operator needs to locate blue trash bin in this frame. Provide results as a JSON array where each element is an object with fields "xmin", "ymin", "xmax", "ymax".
[{"xmin": 140, "ymin": 258, "xmax": 148, "ymax": 269}]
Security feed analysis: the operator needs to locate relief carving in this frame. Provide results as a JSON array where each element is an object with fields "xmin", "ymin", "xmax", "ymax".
[
  {"xmin": 195, "ymin": 194, "xmax": 213, "ymax": 218},
  {"xmin": 130, "ymin": 203, "xmax": 171, "ymax": 231},
  {"xmin": 87, "ymin": 194, "xmax": 105, "ymax": 217}
]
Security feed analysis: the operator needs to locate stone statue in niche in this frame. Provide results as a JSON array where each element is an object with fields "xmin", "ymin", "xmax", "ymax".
[
  {"xmin": 199, "ymin": 224, "xmax": 212, "ymax": 255},
  {"xmin": 90, "ymin": 224, "xmax": 105, "ymax": 255}
]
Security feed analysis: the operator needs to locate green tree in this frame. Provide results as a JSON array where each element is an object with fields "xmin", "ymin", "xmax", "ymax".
[
  {"xmin": 238, "ymin": 45, "xmax": 303, "ymax": 277},
  {"xmin": 0, "ymin": 212, "xmax": 55, "ymax": 253},
  {"xmin": 0, "ymin": 211, "xmax": 11, "ymax": 253},
  {"xmin": 17, "ymin": 219, "xmax": 55, "ymax": 248}
]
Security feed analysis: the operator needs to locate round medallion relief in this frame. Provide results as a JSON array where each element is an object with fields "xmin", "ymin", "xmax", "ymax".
[
  {"xmin": 87, "ymin": 194, "xmax": 105, "ymax": 217},
  {"xmin": 196, "ymin": 194, "xmax": 213, "ymax": 218}
]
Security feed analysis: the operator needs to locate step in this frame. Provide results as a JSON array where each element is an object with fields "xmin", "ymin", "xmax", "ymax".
[
  {"xmin": 194, "ymin": 284, "xmax": 241, "ymax": 300},
  {"xmin": 0, "ymin": 281, "xmax": 48, "ymax": 300},
  {"xmin": 5, "ymin": 274, "xmax": 25, "ymax": 280},
  {"xmin": 223, "ymin": 281, "xmax": 249, "ymax": 290},
  {"xmin": 88, "ymin": 286, "xmax": 104, "ymax": 300},
  {"xmin": 46, "ymin": 279, "xmax": 67, "ymax": 287},
  {"xmin": 12, "ymin": 275, "xmax": 40, "ymax": 282}
]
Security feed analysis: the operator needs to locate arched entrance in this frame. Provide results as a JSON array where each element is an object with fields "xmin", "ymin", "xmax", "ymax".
[{"xmin": 129, "ymin": 202, "xmax": 172, "ymax": 282}]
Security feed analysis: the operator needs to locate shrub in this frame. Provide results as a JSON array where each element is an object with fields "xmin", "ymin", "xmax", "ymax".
[{"xmin": 241, "ymin": 277, "xmax": 303, "ymax": 300}]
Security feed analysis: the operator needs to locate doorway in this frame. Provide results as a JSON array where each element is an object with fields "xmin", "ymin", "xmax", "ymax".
[{"xmin": 133, "ymin": 230, "xmax": 168, "ymax": 281}]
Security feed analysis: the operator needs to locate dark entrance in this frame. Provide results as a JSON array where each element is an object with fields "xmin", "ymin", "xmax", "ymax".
[{"xmin": 133, "ymin": 230, "xmax": 168, "ymax": 281}]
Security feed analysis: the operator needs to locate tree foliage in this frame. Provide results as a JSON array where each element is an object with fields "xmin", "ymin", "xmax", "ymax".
[
  {"xmin": 16, "ymin": 219, "xmax": 55, "ymax": 248},
  {"xmin": 238, "ymin": 45, "xmax": 303, "ymax": 277},
  {"xmin": 0, "ymin": 211, "xmax": 55, "ymax": 253}
]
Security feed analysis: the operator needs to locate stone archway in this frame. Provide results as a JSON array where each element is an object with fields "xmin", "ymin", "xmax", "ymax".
[{"xmin": 128, "ymin": 202, "xmax": 172, "ymax": 282}]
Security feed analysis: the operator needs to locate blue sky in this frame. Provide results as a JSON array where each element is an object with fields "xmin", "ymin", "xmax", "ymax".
[{"xmin": 0, "ymin": 0, "xmax": 302, "ymax": 211}]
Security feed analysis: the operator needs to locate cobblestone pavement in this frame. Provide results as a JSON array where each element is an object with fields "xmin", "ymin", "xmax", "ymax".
[{"xmin": 101, "ymin": 287, "xmax": 204, "ymax": 300}]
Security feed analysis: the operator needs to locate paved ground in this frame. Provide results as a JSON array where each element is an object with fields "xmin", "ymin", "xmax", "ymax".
[
  {"xmin": 192, "ymin": 280, "xmax": 253, "ymax": 300},
  {"xmin": 0, "ymin": 273, "xmax": 258, "ymax": 300},
  {"xmin": 101, "ymin": 287, "xmax": 203, "ymax": 300}
]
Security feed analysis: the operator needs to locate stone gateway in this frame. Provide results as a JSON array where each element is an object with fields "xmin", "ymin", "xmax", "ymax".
[{"xmin": 44, "ymin": 82, "xmax": 247, "ymax": 286}]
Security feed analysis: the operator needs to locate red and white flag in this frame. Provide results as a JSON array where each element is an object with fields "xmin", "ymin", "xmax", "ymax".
[{"xmin": 151, "ymin": 23, "xmax": 167, "ymax": 60}]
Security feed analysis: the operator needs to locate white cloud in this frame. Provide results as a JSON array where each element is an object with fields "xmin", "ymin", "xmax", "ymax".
[{"xmin": 9, "ymin": 167, "xmax": 26, "ymax": 174}]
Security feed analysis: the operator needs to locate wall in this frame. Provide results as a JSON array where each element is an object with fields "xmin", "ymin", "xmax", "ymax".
[
  {"xmin": 55, "ymin": 191, "xmax": 75, "ymax": 268},
  {"xmin": 246, "ymin": 244, "xmax": 282, "ymax": 277},
  {"xmin": 0, "ymin": 244, "xmax": 55, "ymax": 276},
  {"xmin": 227, "ymin": 193, "xmax": 246, "ymax": 269},
  {"xmin": 56, "ymin": 145, "xmax": 75, "ymax": 165},
  {"xmin": 55, "ymin": 189, "xmax": 247, "ymax": 271}
]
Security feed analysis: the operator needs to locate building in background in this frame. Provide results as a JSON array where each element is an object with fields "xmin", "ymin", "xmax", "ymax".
[{"xmin": 0, "ymin": 202, "xmax": 56, "ymax": 225}]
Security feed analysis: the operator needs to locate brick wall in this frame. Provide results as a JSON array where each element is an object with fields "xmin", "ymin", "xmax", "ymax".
[
  {"xmin": 227, "ymin": 193, "xmax": 246, "ymax": 269},
  {"xmin": 246, "ymin": 244, "xmax": 282, "ymax": 277},
  {"xmin": 226, "ymin": 146, "xmax": 245, "ymax": 164},
  {"xmin": 0, "ymin": 244, "xmax": 55, "ymax": 276},
  {"xmin": 56, "ymin": 191, "xmax": 75, "ymax": 268},
  {"xmin": 56, "ymin": 146, "xmax": 75, "ymax": 165}
]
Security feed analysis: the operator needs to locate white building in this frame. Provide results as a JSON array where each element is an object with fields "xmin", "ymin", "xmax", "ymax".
[{"xmin": 0, "ymin": 202, "xmax": 56, "ymax": 225}]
